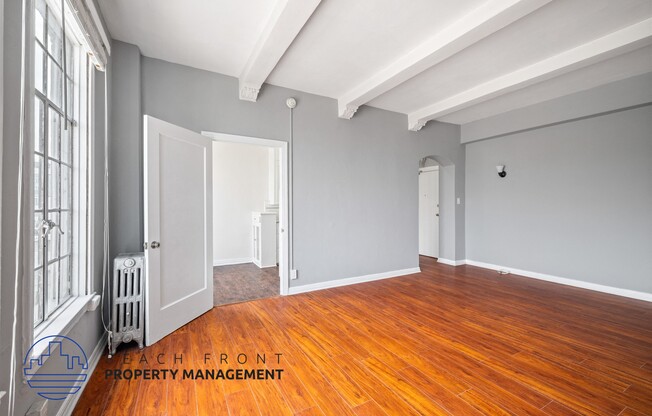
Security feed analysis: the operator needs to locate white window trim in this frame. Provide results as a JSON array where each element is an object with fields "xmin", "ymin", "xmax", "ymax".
[
  {"xmin": 31, "ymin": 295, "xmax": 94, "ymax": 358},
  {"xmin": 26, "ymin": 0, "xmax": 97, "ymax": 362}
]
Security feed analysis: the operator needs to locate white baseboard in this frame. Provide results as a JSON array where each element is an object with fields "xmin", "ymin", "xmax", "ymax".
[
  {"xmin": 213, "ymin": 257, "xmax": 252, "ymax": 266},
  {"xmin": 288, "ymin": 267, "xmax": 421, "ymax": 295},
  {"xmin": 464, "ymin": 259, "xmax": 652, "ymax": 303},
  {"xmin": 437, "ymin": 258, "xmax": 466, "ymax": 266},
  {"xmin": 57, "ymin": 333, "xmax": 107, "ymax": 416}
]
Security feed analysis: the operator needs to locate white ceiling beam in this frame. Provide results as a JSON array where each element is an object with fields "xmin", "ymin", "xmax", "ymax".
[
  {"xmin": 408, "ymin": 17, "xmax": 652, "ymax": 131},
  {"xmin": 337, "ymin": 0, "xmax": 553, "ymax": 119},
  {"xmin": 239, "ymin": 0, "xmax": 321, "ymax": 101}
]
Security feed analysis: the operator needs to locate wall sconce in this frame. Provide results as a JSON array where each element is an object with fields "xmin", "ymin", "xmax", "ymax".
[{"xmin": 496, "ymin": 165, "xmax": 507, "ymax": 178}]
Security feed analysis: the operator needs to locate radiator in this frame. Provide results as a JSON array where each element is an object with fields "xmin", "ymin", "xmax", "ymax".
[{"xmin": 110, "ymin": 253, "xmax": 145, "ymax": 355}]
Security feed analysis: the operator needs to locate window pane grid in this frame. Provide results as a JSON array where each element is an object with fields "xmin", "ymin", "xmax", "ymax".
[
  {"xmin": 35, "ymin": 0, "xmax": 45, "ymax": 43},
  {"xmin": 35, "ymin": 44, "xmax": 46, "ymax": 94},
  {"xmin": 46, "ymin": 5, "xmax": 63, "ymax": 64},
  {"xmin": 35, "ymin": 37, "xmax": 74, "ymax": 83},
  {"xmin": 34, "ymin": 268, "xmax": 44, "ymax": 325},
  {"xmin": 47, "ymin": 58, "xmax": 64, "ymax": 108},
  {"xmin": 35, "ymin": 90, "xmax": 76, "ymax": 124},
  {"xmin": 33, "ymin": 0, "xmax": 78, "ymax": 327},
  {"xmin": 47, "ymin": 157, "xmax": 72, "ymax": 169},
  {"xmin": 34, "ymin": 212, "xmax": 44, "ymax": 269},
  {"xmin": 47, "ymin": 253, "xmax": 72, "ymax": 266}
]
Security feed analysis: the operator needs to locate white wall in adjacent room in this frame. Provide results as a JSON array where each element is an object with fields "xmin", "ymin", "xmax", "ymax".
[{"xmin": 212, "ymin": 141, "xmax": 269, "ymax": 264}]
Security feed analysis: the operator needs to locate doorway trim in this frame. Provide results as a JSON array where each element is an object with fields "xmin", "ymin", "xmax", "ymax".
[
  {"xmin": 419, "ymin": 166, "xmax": 439, "ymax": 173},
  {"xmin": 201, "ymin": 131, "xmax": 290, "ymax": 296},
  {"xmin": 418, "ymin": 165, "xmax": 440, "ymax": 259}
]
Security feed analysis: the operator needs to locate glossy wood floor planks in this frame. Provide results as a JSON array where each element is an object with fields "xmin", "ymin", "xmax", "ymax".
[{"xmin": 73, "ymin": 257, "xmax": 652, "ymax": 415}]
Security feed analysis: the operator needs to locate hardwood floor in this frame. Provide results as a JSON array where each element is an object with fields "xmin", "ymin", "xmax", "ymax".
[
  {"xmin": 213, "ymin": 263, "xmax": 279, "ymax": 306},
  {"xmin": 73, "ymin": 257, "xmax": 652, "ymax": 415}
]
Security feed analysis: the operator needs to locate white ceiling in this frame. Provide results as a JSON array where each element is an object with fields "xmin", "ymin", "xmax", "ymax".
[
  {"xmin": 99, "ymin": 0, "xmax": 652, "ymax": 130},
  {"xmin": 98, "ymin": 0, "xmax": 278, "ymax": 77},
  {"xmin": 266, "ymin": 0, "xmax": 488, "ymax": 97}
]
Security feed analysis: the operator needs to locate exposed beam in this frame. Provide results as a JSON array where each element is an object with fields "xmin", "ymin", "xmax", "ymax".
[
  {"xmin": 408, "ymin": 18, "xmax": 652, "ymax": 131},
  {"xmin": 337, "ymin": 0, "xmax": 553, "ymax": 119},
  {"xmin": 239, "ymin": 0, "xmax": 321, "ymax": 102}
]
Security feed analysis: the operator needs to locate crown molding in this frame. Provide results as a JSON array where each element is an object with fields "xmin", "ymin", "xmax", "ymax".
[
  {"xmin": 339, "ymin": 104, "xmax": 359, "ymax": 119},
  {"xmin": 239, "ymin": 84, "xmax": 260, "ymax": 102}
]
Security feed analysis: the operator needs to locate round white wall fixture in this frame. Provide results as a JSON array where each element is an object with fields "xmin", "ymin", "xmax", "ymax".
[{"xmin": 286, "ymin": 97, "xmax": 297, "ymax": 109}]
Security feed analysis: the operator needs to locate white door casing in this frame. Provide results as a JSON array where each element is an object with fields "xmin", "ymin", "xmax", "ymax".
[
  {"xmin": 418, "ymin": 167, "xmax": 439, "ymax": 258},
  {"xmin": 201, "ymin": 131, "xmax": 290, "ymax": 296},
  {"xmin": 144, "ymin": 115, "xmax": 213, "ymax": 346}
]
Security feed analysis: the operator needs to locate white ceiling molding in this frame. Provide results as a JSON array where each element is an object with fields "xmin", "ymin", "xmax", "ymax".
[
  {"xmin": 336, "ymin": 0, "xmax": 553, "ymax": 119},
  {"xmin": 238, "ymin": 0, "xmax": 321, "ymax": 102},
  {"xmin": 239, "ymin": 84, "xmax": 261, "ymax": 102},
  {"xmin": 407, "ymin": 17, "xmax": 652, "ymax": 131},
  {"xmin": 439, "ymin": 46, "xmax": 652, "ymax": 125}
]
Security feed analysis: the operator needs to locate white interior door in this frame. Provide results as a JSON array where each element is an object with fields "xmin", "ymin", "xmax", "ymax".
[
  {"xmin": 144, "ymin": 115, "xmax": 213, "ymax": 346},
  {"xmin": 418, "ymin": 168, "xmax": 439, "ymax": 258}
]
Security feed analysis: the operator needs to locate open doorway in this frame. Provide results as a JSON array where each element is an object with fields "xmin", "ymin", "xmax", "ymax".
[
  {"xmin": 419, "ymin": 159, "xmax": 440, "ymax": 259},
  {"xmin": 203, "ymin": 131, "xmax": 289, "ymax": 305}
]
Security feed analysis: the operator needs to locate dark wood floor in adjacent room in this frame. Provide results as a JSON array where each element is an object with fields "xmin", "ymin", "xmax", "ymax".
[
  {"xmin": 73, "ymin": 256, "xmax": 652, "ymax": 415},
  {"xmin": 213, "ymin": 263, "xmax": 279, "ymax": 306}
]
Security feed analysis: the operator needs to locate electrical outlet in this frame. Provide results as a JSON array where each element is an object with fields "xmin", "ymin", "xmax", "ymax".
[
  {"xmin": 290, "ymin": 269, "xmax": 298, "ymax": 280},
  {"xmin": 456, "ymin": 197, "xmax": 461, "ymax": 205}
]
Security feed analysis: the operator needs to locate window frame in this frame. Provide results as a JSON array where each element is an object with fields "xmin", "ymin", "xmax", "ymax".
[
  {"xmin": 31, "ymin": 0, "xmax": 95, "ymax": 340},
  {"xmin": 33, "ymin": 9, "xmax": 77, "ymax": 325}
]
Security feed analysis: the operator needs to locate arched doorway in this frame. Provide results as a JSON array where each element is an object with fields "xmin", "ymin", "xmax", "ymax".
[
  {"xmin": 419, "ymin": 162, "xmax": 439, "ymax": 258},
  {"xmin": 418, "ymin": 155, "xmax": 457, "ymax": 263}
]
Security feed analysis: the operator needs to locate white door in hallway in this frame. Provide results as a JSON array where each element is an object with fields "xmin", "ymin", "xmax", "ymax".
[
  {"xmin": 144, "ymin": 115, "xmax": 213, "ymax": 345},
  {"xmin": 419, "ymin": 167, "xmax": 439, "ymax": 258}
]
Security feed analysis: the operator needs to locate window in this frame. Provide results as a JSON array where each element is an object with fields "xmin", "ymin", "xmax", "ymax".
[{"xmin": 33, "ymin": 0, "xmax": 91, "ymax": 329}]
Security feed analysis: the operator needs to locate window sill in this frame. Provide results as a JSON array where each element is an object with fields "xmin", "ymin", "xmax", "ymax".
[{"xmin": 31, "ymin": 294, "xmax": 95, "ymax": 362}]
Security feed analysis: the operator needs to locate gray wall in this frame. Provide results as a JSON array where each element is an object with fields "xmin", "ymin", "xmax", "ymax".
[
  {"xmin": 0, "ymin": 2, "xmax": 108, "ymax": 414},
  {"xmin": 465, "ymin": 105, "xmax": 652, "ymax": 293},
  {"xmin": 108, "ymin": 41, "xmax": 142, "ymax": 260},
  {"xmin": 108, "ymin": 41, "xmax": 466, "ymax": 289}
]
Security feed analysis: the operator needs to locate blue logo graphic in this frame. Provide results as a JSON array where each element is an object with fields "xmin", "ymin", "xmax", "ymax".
[{"xmin": 23, "ymin": 336, "xmax": 89, "ymax": 400}]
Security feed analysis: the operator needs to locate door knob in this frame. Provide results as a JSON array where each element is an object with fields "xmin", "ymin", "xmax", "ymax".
[{"xmin": 151, "ymin": 241, "xmax": 160, "ymax": 249}]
